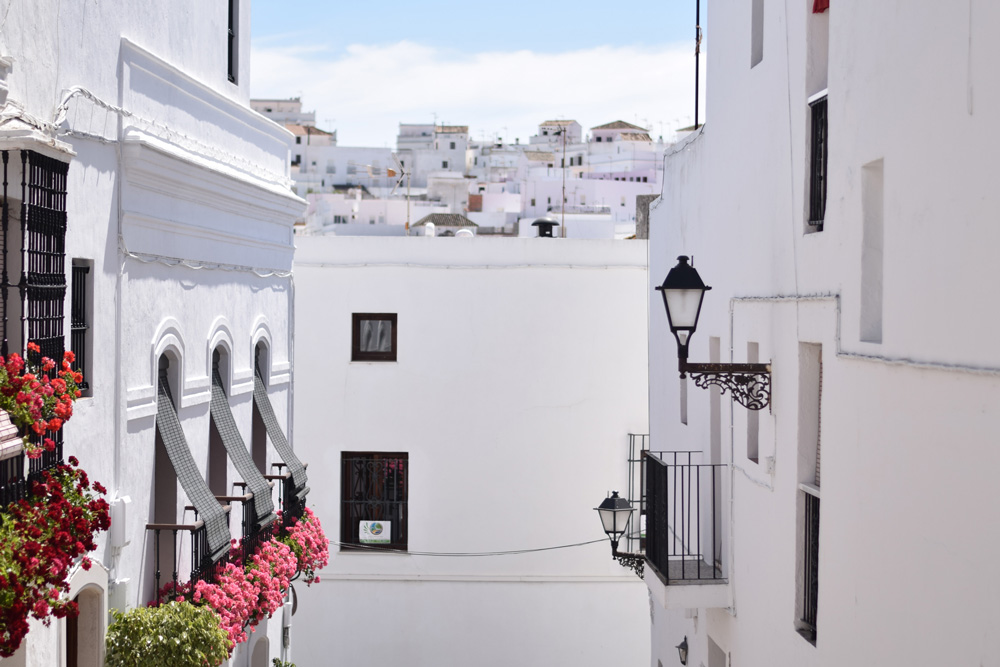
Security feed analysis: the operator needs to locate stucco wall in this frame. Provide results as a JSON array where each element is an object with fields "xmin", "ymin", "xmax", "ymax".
[{"xmin": 292, "ymin": 236, "xmax": 650, "ymax": 666}]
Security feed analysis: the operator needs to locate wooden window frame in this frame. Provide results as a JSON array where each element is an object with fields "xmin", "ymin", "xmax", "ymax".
[{"xmin": 352, "ymin": 313, "xmax": 397, "ymax": 362}]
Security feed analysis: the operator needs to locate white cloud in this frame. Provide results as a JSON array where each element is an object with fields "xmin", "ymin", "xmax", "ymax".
[{"xmin": 250, "ymin": 41, "xmax": 703, "ymax": 147}]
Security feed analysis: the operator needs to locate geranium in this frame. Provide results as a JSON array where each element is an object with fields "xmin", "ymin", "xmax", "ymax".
[
  {"xmin": 278, "ymin": 508, "xmax": 329, "ymax": 585},
  {"xmin": 0, "ymin": 459, "xmax": 110, "ymax": 656},
  {"xmin": 0, "ymin": 347, "xmax": 83, "ymax": 459}
]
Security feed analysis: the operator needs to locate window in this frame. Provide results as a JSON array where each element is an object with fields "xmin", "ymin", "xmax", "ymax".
[
  {"xmin": 860, "ymin": 159, "xmax": 884, "ymax": 342},
  {"xmin": 71, "ymin": 261, "xmax": 91, "ymax": 393},
  {"xmin": 530, "ymin": 198, "xmax": 535, "ymax": 207},
  {"xmin": 292, "ymin": 155, "xmax": 300, "ymax": 166},
  {"xmin": 474, "ymin": 157, "xmax": 478, "ymax": 165},
  {"xmin": 352, "ymin": 313, "xmax": 397, "ymax": 362},
  {"xmin": 751, "ymin": 0, "xmax": 764, "ymax": 68},
  {"xmin": 807, "ymin": 95, "xmax": 828, "ymax": 229},
  {"xmin": 341, "ymin": 452, "xmax": 408, "ymax": 550},
  {"xmin": 227, "ymin": 0, "xmax": 238, "ymax": 83},
  {"xmin": 442, "ymin": 161, "xmax": 449, "ymax": 169},
  {"xmin": 596, "ymin": 136, "xmax": 602, "ymax": 142},
  {"xmin": 747, "ymin": 342, "xmax": 759, "ymax": 462},
  {"xmin": 796, "ymin": 343, "xmax": 822, "ymax": 644},
  {"xmin": 449, "ymin": 141, "xmax": 456, "ymax": 149},
  {"xmin": 295, "ymin": 137, "xmax": 301, "ymax": 145}
]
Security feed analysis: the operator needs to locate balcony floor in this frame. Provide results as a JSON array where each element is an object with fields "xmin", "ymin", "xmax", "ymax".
[{"xmin": 658, "ymin": 558, "xmax": 724, "ymax": 585}]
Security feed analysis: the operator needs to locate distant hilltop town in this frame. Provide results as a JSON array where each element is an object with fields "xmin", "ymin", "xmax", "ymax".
[{"xmin": 251, "ymin": 97, "xmax": 683, "ymax": 239}]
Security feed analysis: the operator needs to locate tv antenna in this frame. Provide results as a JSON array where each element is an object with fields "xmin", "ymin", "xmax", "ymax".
[{"xmin": 389, "ymin": 153, "xmax": 412, "ymax": 235}]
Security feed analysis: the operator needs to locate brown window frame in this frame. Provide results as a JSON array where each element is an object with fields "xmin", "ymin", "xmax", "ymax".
[
  {"xmin": 352, "ymin": 313, "xmax": 398, "ymax": 362},
  {"xmin": 341, "ymin": 451, "xmax": 408, "ymax": 551}
]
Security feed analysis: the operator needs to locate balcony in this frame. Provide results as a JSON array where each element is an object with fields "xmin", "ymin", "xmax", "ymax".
[{"xmin": 641, "ymin": 449, "xmax": 731, "ymax": 609}]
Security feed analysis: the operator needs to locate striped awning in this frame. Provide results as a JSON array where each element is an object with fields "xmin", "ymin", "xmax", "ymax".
[
  {"xmin": 210, "ymin": 368, "xmax": 277, "ymax": 526},
  {"xmin": 156, "ymin": 373, "xmax": 231, "ymax": 561},
  {"xmin": 253, "ymin": 365, "xmax": 308, "ymax": 492}
]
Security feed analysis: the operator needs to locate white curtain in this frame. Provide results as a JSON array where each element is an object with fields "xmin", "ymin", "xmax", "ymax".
[{"xmin": 360, "ymin": 319, "xmax": 392, "ymax": 352}]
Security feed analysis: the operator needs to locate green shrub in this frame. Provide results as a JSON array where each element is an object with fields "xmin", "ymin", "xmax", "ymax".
[{"xmin": 105, "ymin": 601, "xmax": 229, "ymax": 667}]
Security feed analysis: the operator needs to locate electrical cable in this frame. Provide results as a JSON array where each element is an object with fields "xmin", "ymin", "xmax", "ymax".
[{"xmin": 328, "ymin": 531, "xmax": 642, "ymax": 557}]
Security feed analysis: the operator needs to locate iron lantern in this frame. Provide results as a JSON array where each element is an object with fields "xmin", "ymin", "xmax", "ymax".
[
  {"xmin": 656, "ymin": 255, "xmax": 772, "ymax": 411},
  {"xmin": 655, "ymin": 255, "xmax": 711, "ymax": 361},
  {"xmin": 676, "ymin": 636, "xmax": 689, "ymax": 665},
  {"xmin": 594, "ymin": 491, "xmax": 644, "ymax": 578}
]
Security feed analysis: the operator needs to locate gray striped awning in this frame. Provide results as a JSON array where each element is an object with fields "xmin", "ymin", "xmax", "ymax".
[
  {"xmin": 210, "ymin": 369, "xmax": 277, "ymax": 527},
  {"xmin": 253, "ymin": 366, "xmax": 308, "ymax": 492},
  {"xmin": 156, "ymin": 373, "xmax": 231, "ymax": 561}
]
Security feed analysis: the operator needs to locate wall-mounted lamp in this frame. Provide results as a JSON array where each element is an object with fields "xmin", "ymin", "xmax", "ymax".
[
  {"xmin": 656, "ymin": 256, "xmax": 771, "ymax": 410},
  {"xmin": 594, "ymin": 491, "xmax": 645, "ymax": 579},
  {"xmin": 676, "ymin": 636, "xmax": 689, "ymax": 665}
]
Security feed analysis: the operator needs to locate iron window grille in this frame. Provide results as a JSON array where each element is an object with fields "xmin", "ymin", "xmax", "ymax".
[
  {"xmin": 341, "ymin": 452, "xmax": 408, "ymax": 551},
  {"xmin": 352, "ymin": 313, "xmax": 397, "ymax": 362},
  {"xmin": 800, "ymin": 492, "xmax": 820, "ymax": 643},
  {"xmin": 808, "ymin": 95, "xmax": 828, "ymax": 230},
  {"xmin": 70, "ymin": 263, "xmax": 89, "ymax": 390},
  {"xmin": 227, "ymin": 0, "xmax": 237, "ymax": 83}
]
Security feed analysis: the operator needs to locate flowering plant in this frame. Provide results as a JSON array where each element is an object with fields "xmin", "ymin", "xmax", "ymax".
[
  {"xmin": 278, "ymin": 507, "xmax": 329, "ymax": 585},
  {"xmin": 105, "ymin": 601, "xmax": 230, "ymax": 667},
  {"xmin": 157, "ymin": 535, "xmax": 298, "ymax": 651},
  {"xmin": 0, "ymin": 346, "xmax": 82, "ymax": 458},
  {"xmin": 0, "ymin": 457, "xmax": 110, "ymax": 656}
]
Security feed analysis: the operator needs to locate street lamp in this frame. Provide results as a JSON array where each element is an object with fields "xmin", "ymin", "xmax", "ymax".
[
  {"xmin": 676, "ymin": 636, "xmax": 689, "ymax": 665},
  {"xmin": 594, "ymin": 491, "xmax": 644, "ymax": 578},
  {"xmin": 656, "ymin": 256, "xmax": 771, "ymax": 410}
]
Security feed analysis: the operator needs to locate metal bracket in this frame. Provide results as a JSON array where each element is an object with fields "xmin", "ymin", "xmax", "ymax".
[
  {"xmin": 612, "ymin": 547, "xmax": 645, "ymax": 579},
  {"xmin": 681, "ymin": 362, "xmax": 771, "ymax": 411}
]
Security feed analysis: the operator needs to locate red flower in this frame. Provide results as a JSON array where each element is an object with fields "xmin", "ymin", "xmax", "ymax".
[
  {"xmin": 26, "ymin": 342, "xmax": 40, "ymax": 354},
  {"xmin": 47, "ymin": 418, "xmax": 63, "ymax": 432},
  {"xmin": 63, "ymin": 350, "xmax": 75, "ymax": 364}
]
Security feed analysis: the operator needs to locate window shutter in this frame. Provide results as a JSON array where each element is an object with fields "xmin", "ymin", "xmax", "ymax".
[
  {"xmin": 211, "ymin": 369, "xmax": 276, "ymax": 525},
  {"xmin": 156, "ymin": 374, "xmax": 231, "ymax": 561}
]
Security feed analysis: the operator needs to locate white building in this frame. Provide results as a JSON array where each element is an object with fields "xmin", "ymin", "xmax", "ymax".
[
  {"xmin": 396, "ymin": 123, "xmax": 470, "ymax": 188},
  {"xmin": 643, "ymin": 2, "xmax": 1000, "ymax": 667},
  {"xmin": 292, "ymin": 236, "xmax": 651, "ymax": 667},
  {"xmin": 0, "ymin": 3, "xmax": 307, "ymax": 666}
]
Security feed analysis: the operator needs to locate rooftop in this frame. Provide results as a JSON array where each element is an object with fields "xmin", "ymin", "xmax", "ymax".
[
  {"xmin": 413, "ymin": 213, "xmax": 478, "ymax": 227},
  {"xmin": 619, "ymin": 132, "xmax": 653, "ymax": 142},
  {"xmin": 523, "ymin": 151, "xmax": 555, "ymax": 161},
  {"xmin": 286, "ymin": 124, "xmax": 334, "ymax": 137},
  {"xmin": 591, "ymin": 120, "xmax": 648, "ymax": 131},
  {"xmin": 540, "ymin": 120, "xmax": 578, "ymax": 126},
  {"xmin": 436, "ymin": 125, "xmax": 469, "ymax": 134}
]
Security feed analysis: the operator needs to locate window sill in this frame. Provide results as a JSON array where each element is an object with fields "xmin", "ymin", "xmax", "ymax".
[
  {"xmin": 338, "ymin": 546, "xmax": 409, "ymax": 555},
  {"xmin": 349, "ymin": 360, "xmax": 397, "ymax": 365}
]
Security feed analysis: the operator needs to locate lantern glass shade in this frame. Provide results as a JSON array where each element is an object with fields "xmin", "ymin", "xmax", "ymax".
[
  {"xmin": 595, "ymin": 492, "xmax": 633, "ymax": 540},
  {"xmin": 657, "ymin": 256, "xmax": 711, "ymax": 341},
  {"xmin": 663, "ymin": 288, "xmax": 705, "ymax": 332},
  {"xmin": 676, "ymin": 636, "xmax": 689, "ymax": 665}
]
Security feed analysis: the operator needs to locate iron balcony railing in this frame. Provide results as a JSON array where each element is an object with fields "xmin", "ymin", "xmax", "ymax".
[
  {"xmin": 147, "ymin": 504, "xmax": 231, "ymax": 600},
  {"xmin": 0, "ymin": 432, "xmax": 64, "ymax": 510},
  {"xmin": 646, "ymin": 452, "xmax": 726, "ymax": 584},
  {"xmin": 801, "ymin": 492, "xmax": 820, "ymax": 642}
]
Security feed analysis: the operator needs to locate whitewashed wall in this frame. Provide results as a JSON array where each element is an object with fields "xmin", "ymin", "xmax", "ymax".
[
  {"xmin": 0, "ymin": 2, "xmax": 304, "ymax": 665},
  {"xmin": 647, "ymin": 2, "xmax": 1000, "ymax": 667},
  {"xmin": 293, "ymin": 237, "xmax": 650, "ymax": 667}
]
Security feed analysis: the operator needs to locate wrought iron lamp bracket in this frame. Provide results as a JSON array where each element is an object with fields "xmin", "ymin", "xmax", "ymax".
[
  {"xmin": 611, "ymin": 543, "xmax": 645, "ymax": 579},
  {"xmin": 680, "ymin": 362, "xmax": 771, "ymax": 411}
]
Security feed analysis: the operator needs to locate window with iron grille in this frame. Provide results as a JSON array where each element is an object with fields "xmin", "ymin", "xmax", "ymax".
[
  {"xmin": 227, "ymin": 0, "xmax": 238, "ymax": 83},
  {"xmin": 800, "ymin": 492, "xmax": 820, "ymax": 644},
  {"xmin": 808, "ymin": 95, "xmax": 828, "ymax": 230},
  {"xmin": 341, "ymin": 452, "xmax": 408, "ymax": 550},
  {"xmin": 352, "ymin": 313, "xmax": 397, "ymax": 362},
  {"xmin": 70, "ymin": 261, "xmax": 90, "ymax": 392}
]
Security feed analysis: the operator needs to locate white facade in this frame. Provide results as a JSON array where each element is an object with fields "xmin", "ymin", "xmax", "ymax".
[
  {"xmin": 645, "ymin": 3, "xmax": 1000, "ymax": 667},
  {"xmin": 293, "ymin": 237, "xmax": 650, "ymax": 667},
  {"xmin": 0, "ymin": 2, "xmax": 306, "ymax": 665}
]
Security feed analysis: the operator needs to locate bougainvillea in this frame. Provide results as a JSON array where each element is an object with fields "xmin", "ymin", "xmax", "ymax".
[
  {"xmin": 158, "ymin": 533, "xmax": 300, "ymax": 652},
  {"xmin": 0, "ymin": 347, "xmax": 82, "ymax": 458},
  {"xmin": 0, "ymin": 458, "xmax": 110, "ymax": 657},
  {"xmin": 279, "ymin": 508, "xmax": 329, "ymax": 585}
]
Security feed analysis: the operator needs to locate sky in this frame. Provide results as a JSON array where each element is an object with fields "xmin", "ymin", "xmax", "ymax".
[{"xmin": 249, "ymin": 0, "xmax": 706, "ymax": 147}]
